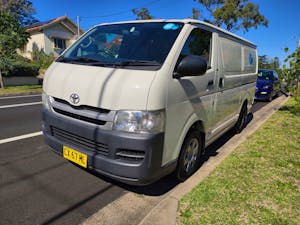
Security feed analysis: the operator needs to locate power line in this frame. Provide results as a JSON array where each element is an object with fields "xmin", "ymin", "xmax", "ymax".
[
  {"xmin": 80, "ymin": 0, "xmax": 160, "ymax": 19},
  {"xmin": 73, "ymin": 0, "xmax": 161, "ymax": 32}
]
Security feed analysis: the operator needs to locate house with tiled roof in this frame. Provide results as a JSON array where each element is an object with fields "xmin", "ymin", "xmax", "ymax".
[{"xmin": 20, "ymin": 16, "xmax": 84, "ymax": 59}]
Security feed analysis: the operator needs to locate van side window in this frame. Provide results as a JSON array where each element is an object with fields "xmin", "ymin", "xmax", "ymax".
[{"xmin": 178, "ymin": 28, "xmax": 212, "ymax": 66}]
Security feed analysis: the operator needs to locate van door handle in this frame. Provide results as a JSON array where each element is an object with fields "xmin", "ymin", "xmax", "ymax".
[
  {"xmin": 219, "ymin": 77, "xmax": 224, "ymax": 88},
  {"xmin": 206, "ymin": 80, "xmax": 214, "ymax": 91}
]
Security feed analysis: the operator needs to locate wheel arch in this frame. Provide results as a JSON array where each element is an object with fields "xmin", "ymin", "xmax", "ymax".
[
  {"xmin": 175, "ymin": 115, "xmax": 206, "ymax": 161},
  {"xmin": 175, "ymin": 119, "xmax": 205, "ymax": 181},
  {"xmin": 240, "ymin": 91, "xmax": 251, "ymax": 114}
]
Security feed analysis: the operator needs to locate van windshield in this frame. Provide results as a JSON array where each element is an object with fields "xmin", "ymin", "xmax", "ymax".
[
  {"xmin": 57, "ymin": 22, "xmax": 184, "ymax": 70},
  {"xmin": 257, "ymin": 70, "xmax": 274, "ymax": 80}
]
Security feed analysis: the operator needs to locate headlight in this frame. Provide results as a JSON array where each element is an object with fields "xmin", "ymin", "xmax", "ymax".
[
  {"xmin": 42, "ymin": 92, "xmax": 51, "ymax": 110},
  {"xmin": 113, "ymin": 110, "xmax": 165, "ymax": 133}
]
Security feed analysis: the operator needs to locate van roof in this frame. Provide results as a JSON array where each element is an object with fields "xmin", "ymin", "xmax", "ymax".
[{"xmin": 95, "ymin": 19, "xmax": 256, "ymax": 48}]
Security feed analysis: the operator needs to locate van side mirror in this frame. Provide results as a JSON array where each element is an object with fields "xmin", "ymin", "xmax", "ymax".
[{"xmin": 174, "ymin": 55, "xmax": 208, "ymax": 79}]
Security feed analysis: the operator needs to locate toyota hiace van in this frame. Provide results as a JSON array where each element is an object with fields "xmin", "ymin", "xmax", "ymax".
[{"xmin": 42, "ymin": 19, "xmax": 257, "ymax": 185}]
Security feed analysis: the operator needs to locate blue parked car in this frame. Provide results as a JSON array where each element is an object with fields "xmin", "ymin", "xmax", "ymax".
[{"xmin": 255, "ymin": 69, "xmax": 280, "ymax": 101}]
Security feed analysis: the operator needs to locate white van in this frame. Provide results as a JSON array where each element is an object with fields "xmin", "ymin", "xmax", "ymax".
[{"xmin": 42, "ymin": 19, "xmax": 257, "ymax": 185}]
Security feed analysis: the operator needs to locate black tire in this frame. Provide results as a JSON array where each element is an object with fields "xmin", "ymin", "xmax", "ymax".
[
  {"xmin": 176, "ymin": 129, "xmax": 203, "ymax": 181},
  {"xmin": 234, "ymin": 103, "xmax": 247, "ymax": 133},
  {"xmin": 267, "ymin": 94, "xmax": 273, "ymax": 102}
]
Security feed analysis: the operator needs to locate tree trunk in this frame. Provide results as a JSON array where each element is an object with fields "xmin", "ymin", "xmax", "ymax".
[
  {"xmin": 296, "ymin": 74, "xmax": 299, "ymax": 96},
  {"xmin": 0, "ymin": 70, "xmax": 4, "ymax": 88}
]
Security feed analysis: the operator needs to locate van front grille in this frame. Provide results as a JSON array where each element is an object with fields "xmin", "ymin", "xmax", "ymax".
[
  {"xmin": 50, "ymin": 126, "xmax": 109, "ymax": 155},
  {"xmin": 116, "ymin": 149, "xmax": 145, "ymax": 162},
  {"xmin": 53, "ymin": 98, "xmax": 110, "ymax": 114},
  {"xmin": 53, "ymin": 107, "xmax": 106, "ymax": 126}
]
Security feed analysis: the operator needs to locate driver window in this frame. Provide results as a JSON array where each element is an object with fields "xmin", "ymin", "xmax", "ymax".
[
  {"xmin": 76, "ymin": 32, "xmax": 122, "ymax": 59},
  {"xmin": 178, "ymin": 28, "xmax": 212, "ymax": 67}
]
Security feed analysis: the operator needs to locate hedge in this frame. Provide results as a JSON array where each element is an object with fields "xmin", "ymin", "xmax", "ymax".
[{"xmin": 2, "ymin": 55, "xmax": 40, "ymax": 77}]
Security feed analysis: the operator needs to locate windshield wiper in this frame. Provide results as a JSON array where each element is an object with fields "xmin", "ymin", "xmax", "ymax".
[
  {"xmin": 117, "ymin": 60, "xmax": 161, "ymax": 66},
  {"xmin": 57, "ymin": 57, "xmax": 122, "ymax": 67},
  {"xmin": 57, "ymin": 57, "xmax": 102, "ymax": 64},
  {"xmin": 90, "ymin": 60, "xmax": 161, "ymax": 67},
  {"xmin": 57, "ymin": 57, "xmax": 161, "ymax": 67}
]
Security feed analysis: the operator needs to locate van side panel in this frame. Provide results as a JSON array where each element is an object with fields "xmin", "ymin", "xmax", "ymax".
[
  {"xmin": 212, "ymin": 37, "xmax": 243, "ymax": 136},
  {"xmin": 162, "ymin": 27, "xmax": 218, "ymax": 165},
  {"xmin": 163, "ymin": 93, "xmax": 215, "ymax": 165},
  {"xmin": 210, "ymin": 35, "xmax": 257, "ymax": 140}
]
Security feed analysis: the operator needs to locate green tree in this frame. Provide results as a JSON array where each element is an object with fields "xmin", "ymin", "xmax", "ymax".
[
  {"xmin": 192, "ymin": 0, "xmax": 268, "ymax": 32},
  {"xmin": 132, "ymin": 7, "xmax": 153, "ymax": 20},
  {"xmin": 268, "ymin": 56, "xmax": 280, "ymax": 70},
  {"xmin": 273, "ymin": 56, "xmax": 280, "ymax": 69},
  {"xmin": 283, "ymin": 46, "xmax": 300, "ymax": 95},
  {"xmin": 192, "ymin": 8, "xmax": 200, "ymax": 19},
  {"xmin": 258, "ymin": 55, "xmax": 280, "ymax": 69},
  {"xmin": 0, "ymin": 0, "xmax": 37, "ymax": 26},
  {"xmin": 258, "ymin": 55, "xmax": 269, "ymax": 69},
  {"xmin": 0, "ymin": 11, "xmax": 30, "ymax": 83}
]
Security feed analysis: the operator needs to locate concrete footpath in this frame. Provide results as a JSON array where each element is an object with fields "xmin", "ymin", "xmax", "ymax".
[{"xmin": 82, "ymin": 95, "xmax": 289, "ymax": 225}]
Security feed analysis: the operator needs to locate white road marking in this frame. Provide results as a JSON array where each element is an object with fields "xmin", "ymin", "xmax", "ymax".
[
  {"xmin": 0, "ymin": 131, "xmax": 43, "ymax": 145},
  {"xmin": 0, "ymin": 102, "xmax": 42, "ymax": 109},
  {"xmin": 0, "ymin": 94, "xmax": 41, "ymax": 100}
]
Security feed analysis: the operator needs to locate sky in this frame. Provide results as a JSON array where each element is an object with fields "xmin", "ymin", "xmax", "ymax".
[{"xmin": 30, "ymin": 0, "xmax": 300, "ymax": 66}]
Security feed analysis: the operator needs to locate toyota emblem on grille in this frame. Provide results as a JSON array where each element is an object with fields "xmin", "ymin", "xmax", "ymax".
[{"xmin": 70, "ymin": 93, "xmax": 80, "ymax": 104}]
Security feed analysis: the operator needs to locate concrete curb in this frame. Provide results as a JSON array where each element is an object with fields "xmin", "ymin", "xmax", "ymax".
[
  {"xmin": 138, "ymin": 95, "xmax": 290, "ymax": 225},
  {"xmin": 138, "ymin": 196, "xmax": 179, "ymax": 225}
]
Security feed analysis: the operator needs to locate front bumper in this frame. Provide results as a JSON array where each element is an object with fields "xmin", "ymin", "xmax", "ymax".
[
  {"xmin": 42, "ymin": 107, "xmax": 175, "ymax": 185},
  {"xmin": 255, "ymin": 89, "xmax": 271, "ymax": 100}
]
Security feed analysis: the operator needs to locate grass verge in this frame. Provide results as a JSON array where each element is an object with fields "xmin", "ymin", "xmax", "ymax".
[
  {"xmin": 178, "ymin": 97, "xmax": 300, "ymax": 225},
  {"xmin": 0, "ymin": 85, "xmax": 42, "ymax": 96}
]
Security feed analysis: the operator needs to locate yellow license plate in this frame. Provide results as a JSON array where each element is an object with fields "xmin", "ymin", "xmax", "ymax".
[{"xmin": 63, "ymin": 146, "xmax": 87, "ymax": 168}]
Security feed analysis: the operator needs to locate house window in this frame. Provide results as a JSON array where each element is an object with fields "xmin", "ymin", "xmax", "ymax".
[{"xmin": 54, "ymin": 38, "xmax": 66, "ymax": 49}]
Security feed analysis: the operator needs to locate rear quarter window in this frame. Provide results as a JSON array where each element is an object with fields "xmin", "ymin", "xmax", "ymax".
[
  {"xmin": 243, "ymin": 47, "xmax": 256, "ymax": 73},
  {"xmin": 220, "ymin": 37, "xmax": 242, "ymax": 74}
]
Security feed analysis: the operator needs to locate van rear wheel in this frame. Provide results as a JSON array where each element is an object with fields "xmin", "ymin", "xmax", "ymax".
[
  {"xmin": 234, "ymin": 103, "xmax": 247, "ymax": 133},
  {"xmin": 176, "ymin": 129, "xmax": 203, "ymax": 181}
]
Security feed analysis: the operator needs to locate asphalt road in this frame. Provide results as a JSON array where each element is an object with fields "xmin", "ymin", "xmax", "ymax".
[
  {"xmin": 0, "ymin": 94, "xmax": 42, "ymax": 106},
  {"xmin": 0, "ymin": 95, "xmax": 126, "ymax": 225},
  {"xmin": 0, "ymin": 94, "xmax": 42, "ymax": 139},
  {"xmin": 0, "ymin": 94, "xmax": 270, "ymax": 225}
]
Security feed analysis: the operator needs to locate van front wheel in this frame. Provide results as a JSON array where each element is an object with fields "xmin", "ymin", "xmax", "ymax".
[{"xmin": 176, "ymin": 130, "xmax": 202, "ymax": 181}]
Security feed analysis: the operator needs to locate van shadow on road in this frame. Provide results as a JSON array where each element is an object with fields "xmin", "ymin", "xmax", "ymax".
[{"xmin": 88, "ymin": 113, "xmax": 255, "ymax": 196}]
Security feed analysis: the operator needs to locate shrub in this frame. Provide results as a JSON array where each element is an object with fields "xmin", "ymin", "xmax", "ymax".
[
  {"xmin": 1, "ymin": 50, "xmax": 55, "ymax": 77},
  {"xmin": 293, "ymin": 93, "xmax": 300, "ymax": 117},
  {"xmin": 3, "ymin": 55, "xmax": 40, "ymax": 77},
  {"xmin": 31, "ymin": 50, "xmax": 55, "ymax": 70}
]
